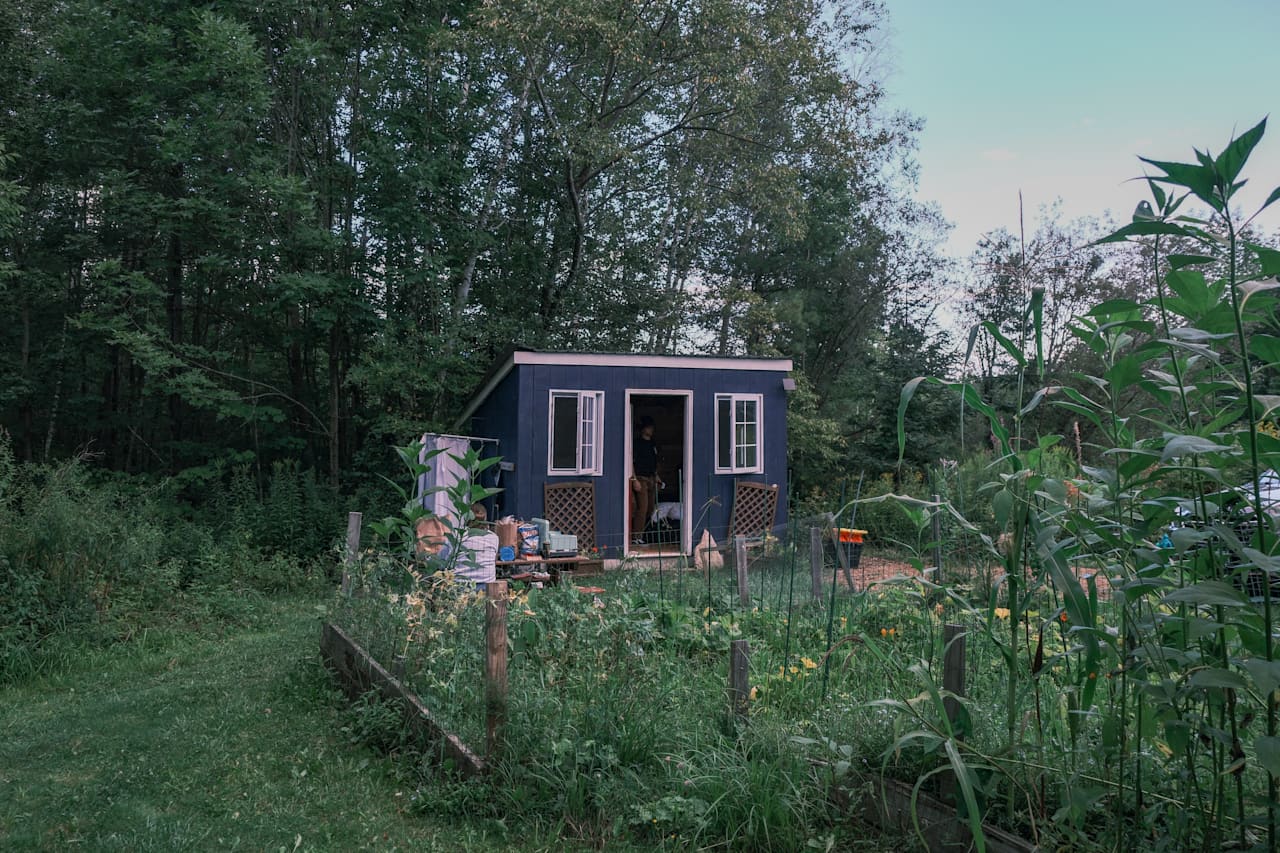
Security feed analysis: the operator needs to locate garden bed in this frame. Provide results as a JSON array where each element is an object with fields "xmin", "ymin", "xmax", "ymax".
[
  {"xmin": 332, "ymin": 490, "xmax": 1280, "ymax": 851},
  {"xmin": 323, "ymin": 567, "xmax": 1043, "ymax": 850}
]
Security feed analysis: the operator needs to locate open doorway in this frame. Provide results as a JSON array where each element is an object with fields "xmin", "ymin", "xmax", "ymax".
[{"xmin": 625, "ymin": 391, "xmax": 691, "ymax": 557}]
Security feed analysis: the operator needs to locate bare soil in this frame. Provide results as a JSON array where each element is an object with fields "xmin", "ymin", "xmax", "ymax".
[{"xmin": 843, "ymin": 552, "xmax": 1115, "ymax": 600}]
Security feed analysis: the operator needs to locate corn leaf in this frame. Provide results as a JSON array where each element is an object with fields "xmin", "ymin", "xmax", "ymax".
[{"xmin": 1162, "ymin": 580, "xmax": 1250, "ymax": 608}]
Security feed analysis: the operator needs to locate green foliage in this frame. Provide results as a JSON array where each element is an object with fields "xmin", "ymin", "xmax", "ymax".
[
  {"xmin": 849, "ymin": 471, "xmax": 934, "ymax": 549},
  {"xmin": 786, "ymin": 373, "xmax": 848, "ymax": 501},
  {"xmin": 335, "ymin": 559, "xmax": 916, "ymax": 850},
  {"xmin": 0, "ymin": 431, "xmax": 337, "ymax": 683},
  {"xmin": 892, "ymin": 122, "xmax": 1280, "ymax": 849},
  {"xmin": 0, "ymin": 0, "xmax": 932, "ymax": 492}
]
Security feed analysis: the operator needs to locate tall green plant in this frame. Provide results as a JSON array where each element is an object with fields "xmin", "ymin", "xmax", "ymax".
[
  {"xmin": 366, "ymin": 441, "xmax": 502, "ymax": 582},
  {"xmin": 895, "ymin": 121, "xmax": 1280, "ymax": 849},
  {"xmin": 1094, "ymin": 118, "xmax": 1280, "ymax": 849}
]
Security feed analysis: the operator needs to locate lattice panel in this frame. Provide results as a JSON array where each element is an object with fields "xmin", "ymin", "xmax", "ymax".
[
  {"xmin": 544, "ymin": 481, "xmax": 596, "ymax": 549},
  {"xmin": 728, "ymin": 481, "xmax": 779, "ymax": 540}
]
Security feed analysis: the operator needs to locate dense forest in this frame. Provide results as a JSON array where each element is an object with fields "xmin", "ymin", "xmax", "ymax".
[
  {"xmin": 6, "ymin": 0, "xmax": 1273, "ymax": 500},
  {"xmin": 0, "ymin": 0, "xmax": 961, "ymax": 498}
]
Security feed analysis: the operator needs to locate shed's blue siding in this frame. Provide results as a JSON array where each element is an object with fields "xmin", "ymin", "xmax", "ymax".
[
  {"xmin": 463, "ymin": 368, "xmax": 520, "ymax": 519},
  {"xmin": 464, "ymin": 358, "xmax": 789, "ymax": 554}
]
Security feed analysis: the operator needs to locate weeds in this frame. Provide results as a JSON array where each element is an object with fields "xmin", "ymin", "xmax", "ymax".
[{"xmin": 0, "ymin": 433, "xmax": 339, "ymax": 684}]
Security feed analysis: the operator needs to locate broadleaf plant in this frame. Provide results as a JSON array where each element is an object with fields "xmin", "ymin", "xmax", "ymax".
[{"xmin": 893, "ymin": 121, "xmax": 1280, "ymax": 850}]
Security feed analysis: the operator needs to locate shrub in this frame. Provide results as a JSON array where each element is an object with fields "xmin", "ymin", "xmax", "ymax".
[{"xmin": 0, "ymin": 432, "xmax": 337, "ymax": 682}]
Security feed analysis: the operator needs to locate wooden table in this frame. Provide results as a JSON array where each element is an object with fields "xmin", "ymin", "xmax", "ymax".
[{"xmin": 496, "ymin": 556, "xmax": 604, "ymax": 585}]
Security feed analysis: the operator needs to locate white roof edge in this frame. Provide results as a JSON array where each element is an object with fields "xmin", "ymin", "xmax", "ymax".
[
  {"xmin": 454, "ymin": 351, "xmax": 794, "ymax": 430},
  {"xmin": 512, "ymin": 351, "xmax": 793, "ymax": 372}
]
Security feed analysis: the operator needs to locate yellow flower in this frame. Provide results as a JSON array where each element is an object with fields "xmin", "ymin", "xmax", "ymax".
[
  {"xmin": 880, "ymin": 628, "xmax": 887, "ymax": 637},
  {"xmin": 749, "ymin": 686, "xmax": 759, "ymax": 701},
  {"xmin": 800, "ymin": 657, "xmax": 818, "ymax": 670},
  {"xmin": 994, "ymin": 607, "xmax": 1011, "ymax": 620},
  {"xmin": 788, "ymin": 666, "xmax": 799, "ymax": 675}
]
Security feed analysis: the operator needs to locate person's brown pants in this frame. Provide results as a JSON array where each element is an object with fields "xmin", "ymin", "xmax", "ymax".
[{"xmin": 630, "ymin": 475, "xmax": 658, "ymax": 538}]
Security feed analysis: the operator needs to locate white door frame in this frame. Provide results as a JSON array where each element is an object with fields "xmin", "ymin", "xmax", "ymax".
[{"xmin": 623, "ymin": 389, "xmax": 693, "ymax": 557}]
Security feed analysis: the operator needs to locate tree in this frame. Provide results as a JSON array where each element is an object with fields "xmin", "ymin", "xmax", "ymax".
[
  {"xmin": 0, "ymin": 0, "xmax": 943, "ymax": 498},
  {"xmin": 960, "ymin": 205, "xmax": 1151, "ymax": 448}
]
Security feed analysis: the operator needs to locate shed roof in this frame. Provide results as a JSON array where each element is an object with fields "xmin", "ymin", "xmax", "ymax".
[{"xmin": 452, "ymin": 349, "xmax": 793, "ymax": 429}]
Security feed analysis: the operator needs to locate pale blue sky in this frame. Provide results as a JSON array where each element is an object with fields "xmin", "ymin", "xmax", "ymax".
[{"xmin": 882, "ymin": 0, "xmax": 1280, "ymax": 258}]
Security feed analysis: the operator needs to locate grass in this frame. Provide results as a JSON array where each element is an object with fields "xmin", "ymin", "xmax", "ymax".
[{"xmin": 0, "ymin": 590, "xmax": 552, "ymax": 851}]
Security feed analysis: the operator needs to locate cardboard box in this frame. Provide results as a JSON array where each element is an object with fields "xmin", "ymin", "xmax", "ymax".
[{"xmin": 495, "ymin": 517, "xmax": 520, "ymax": 551}]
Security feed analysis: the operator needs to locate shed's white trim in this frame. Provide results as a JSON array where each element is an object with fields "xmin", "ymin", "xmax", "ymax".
[
  {"xmin": 513, "ymin": 351, "xmax": 792, "ymax": 372},
  {"xmin": 624, "ymin": 389, "xmax": 694, "ymax": 557},
  {"xmin": 452, "ymin": 350, "xmax": 792, "ymax": 429}
]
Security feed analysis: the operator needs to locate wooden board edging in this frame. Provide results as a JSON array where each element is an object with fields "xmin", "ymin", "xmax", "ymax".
[
  {"xmin": 320, "ymin": 622, "xmax": 487, "ymax": 777},
  {"xmin": 833, "ymin": 775, "xmax": 1040, "ymax": 853}
]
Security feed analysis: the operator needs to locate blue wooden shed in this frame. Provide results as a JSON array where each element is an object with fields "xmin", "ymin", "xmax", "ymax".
[{"xmin": 452, "ymin": 350, "xmax": 793, "ymax": 558}]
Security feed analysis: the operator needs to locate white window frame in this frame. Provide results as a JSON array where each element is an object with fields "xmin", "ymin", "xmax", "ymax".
[
  {"xmin": 714, "ymin": 393, "xmax": 763, "ymax": 474},
  {"xmin": 547, "ymin": 390, "xmax": 605, "ymax": 476}
]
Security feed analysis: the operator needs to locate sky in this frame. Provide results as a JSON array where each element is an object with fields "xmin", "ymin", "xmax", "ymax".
[{"xmin": 881, "ymin": 0, "xmax": 1280, "ymax": 260}]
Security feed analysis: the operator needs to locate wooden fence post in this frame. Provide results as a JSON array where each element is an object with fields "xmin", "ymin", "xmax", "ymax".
[
  {"xmin": 941, "ymin": 623, "xmax": 967, "ymax": 803},
  {"xmin": 931, "ymin": 494, "xmax": 943, "ymax": 581},
  {"xmin": 342, "ymin": 511, "xmax": 362, "ymax": 596},
  {"xmin": 943, "ymin": 623, "xmax": 967, "ymax": 727},
  {"xmin": 735, "ymin": 536, "xmax": 749, "ymax": 606},
  {"xmin": 809, "ymin": 527, "xmax": 823, "ymax": 601},
  {"xmin": 484, "ymin": 581, "xmax": 509, "ymax": 759},
  {"xmin": 728, "ymin": 639, "xmax": 750, "ymax": 722},
  {"xmin": 830, "ymin": 526, "xmax": 855, "ymax": 591}
]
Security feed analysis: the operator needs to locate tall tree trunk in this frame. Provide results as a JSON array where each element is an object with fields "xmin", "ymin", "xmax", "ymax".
[
  {"xmin": 19, "ymin": 302, "xmax": 31, "ymax": 460},
  {"xmin": 453, "ymin": 54, "xmax": 539, "ymax": 319},
  {"xmin": 716, "ymin": 296, "xmax": 733, "ymax": 355},
  {"xmin": 44, "ymin": 306, "xmax": 73, "ymax": 462},
  {"xmin": 166, "ymin": 228, "xmax": 184, "ymax": 447},
  {"xmin": 328, "ymin": 322, "xmax": 340, "ymax": 487}
]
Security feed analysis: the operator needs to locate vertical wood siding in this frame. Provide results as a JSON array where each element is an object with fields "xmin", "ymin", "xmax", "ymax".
[{"xmin": 466, "ymin": 362, "xmax": 789, "ymax": 552}]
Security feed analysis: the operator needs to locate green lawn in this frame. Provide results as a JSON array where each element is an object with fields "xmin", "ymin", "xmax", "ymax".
[{"xmin": 0, "ymin": 592, "xmax": 528, "ymax": 852}]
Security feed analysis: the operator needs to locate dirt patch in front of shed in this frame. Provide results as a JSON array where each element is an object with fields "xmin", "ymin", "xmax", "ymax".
[
  {"xmin": 842, "ymin": 554, "xmax": 921, "ymax": 587},
  {"xmin": 841, "ymin": 553, "xmax": 1115, "ymax": 600}
]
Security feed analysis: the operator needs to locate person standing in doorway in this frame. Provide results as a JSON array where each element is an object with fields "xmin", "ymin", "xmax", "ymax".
[{"xmin": 631, "ymin": 416, "xmax": 659, "ymax": 545}]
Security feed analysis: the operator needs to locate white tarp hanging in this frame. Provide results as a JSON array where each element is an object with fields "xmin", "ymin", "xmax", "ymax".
[{"xmin": 418, "ymin": 433, "xmax": 471, "ymax": 525}]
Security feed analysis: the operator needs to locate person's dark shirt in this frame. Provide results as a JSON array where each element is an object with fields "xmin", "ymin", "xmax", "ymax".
[{"xmin": 633, "ymin": 435, "xmax": 658, "ymax": 476}]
